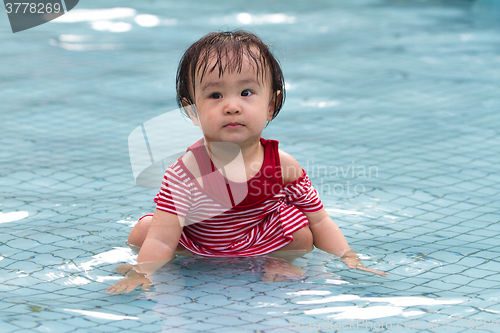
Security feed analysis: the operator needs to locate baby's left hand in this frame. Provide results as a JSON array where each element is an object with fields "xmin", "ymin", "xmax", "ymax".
[
  {"xmin": 341, "ymin": 250, "xmax": 388, "ymax": 277},
  {"xmin": 106, "ymin": 275, "xmax": 151, "ymax": 295},
  {"xmin": 105, "ymin": 267, "xmax": 152, "ymax": 295},
  {"xmin": 114, "ymin": 263, "xmax": 133, "ymax": 275}
]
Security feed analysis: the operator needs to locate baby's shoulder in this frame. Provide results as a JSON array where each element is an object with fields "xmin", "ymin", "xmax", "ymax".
[
  {"xmin": 180, "ymin": 150, "xmax": 205, "ymax": 187},
  {"xmin": 278, "ymin": 149, "xmax": 304, "ymax": 184},
  {"xmin": 181, "ymin": 150, "xmax": 202, "ymax": 179}
]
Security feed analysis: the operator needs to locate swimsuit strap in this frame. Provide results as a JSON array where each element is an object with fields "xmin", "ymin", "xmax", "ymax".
[
  {"xmin": 186, "ymin": 138, "xmax": 233, "ymax": 205},
  {"xmin": 185, "ymin": 138, "xmax": 282, "ymax": 207}
]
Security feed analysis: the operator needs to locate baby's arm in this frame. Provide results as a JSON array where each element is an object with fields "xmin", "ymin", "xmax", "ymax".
[
  {"xmin": 304, "ymin": 209, "xmax": 349, "ymax": 257},
  {"xmin": 305, "ymin": 209, "xmax": 387, "ymax": 277},
  {"xmin": 279, "ymin": 150, "xmax": 387, "ymax": 277},
  {"xmin": 106, "ymin": 209, "xmax": 184, "ymax": 294}
]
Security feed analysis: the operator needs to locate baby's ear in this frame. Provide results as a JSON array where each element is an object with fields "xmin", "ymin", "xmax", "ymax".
[
  {"xmin": 275, "ymin": 90, "xmax": 283, "ymax": 106},
  {"xmin": 270, "ymin": 90, "xmax": 282, "ymax": 106},
  {"xmin": 182, "ymin": 98, "xmax": 199, "ymax": 127},
  {"xmin": 267, "ymin": 90, "xmax": 282, "ymax": 119}
]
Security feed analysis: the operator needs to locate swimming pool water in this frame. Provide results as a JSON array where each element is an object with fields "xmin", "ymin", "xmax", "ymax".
[{"xmin": 1, "ymin": 0, "xmax": 500, "ymax": 332}]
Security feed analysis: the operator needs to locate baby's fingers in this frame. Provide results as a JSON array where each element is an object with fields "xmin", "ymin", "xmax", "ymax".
[
  {"xmin": 106, "ymin": 283, "xmax": 128, "ymax": 295},
  {"xmin": 140, "ymin": 280, "xmax": 151, "ymax": 291},
  {"xmin": 106, "ymin": 278, "xmax": 150, "ymax": 295},
  {"xmin": 106, "ymin": 281, "xmax": 136, "ymax": 295},
  {"xmin": 125, "ymin": 284, "xmax": 140, "ymax": 294},
  {"xmin": 114, "ymin": 264, "xmax": 133, "ymax": 275},
  {"xmin": 357, "ymin": 266, "xmax": 389, "ymax": 277}
]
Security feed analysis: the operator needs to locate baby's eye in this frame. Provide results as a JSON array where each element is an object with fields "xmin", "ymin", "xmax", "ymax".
[
  {"xmin": 210, "ymin": 92, "xmax": 223, "ymax": 99},
  {"xmin": 241, "ymin": 89, "xmax": 253, "ymax": 97}
]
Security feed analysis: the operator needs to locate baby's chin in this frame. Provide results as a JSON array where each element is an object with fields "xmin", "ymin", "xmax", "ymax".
[{"xmin": 203, "ymin": 133, "xmax": 261, "ymax": 145}]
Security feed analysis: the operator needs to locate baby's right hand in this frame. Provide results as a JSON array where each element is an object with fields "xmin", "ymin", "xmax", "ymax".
[
  {"xmin": 341, "ymin": 250, "xmax": 388, "ymax": 277},
  {"xmin": 105, "ymin": 269, "xmax": 152, "ymax": 295}
]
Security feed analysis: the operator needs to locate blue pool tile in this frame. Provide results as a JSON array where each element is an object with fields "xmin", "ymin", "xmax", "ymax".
[
  {"xmin": 475, "ymin": 214, "xmax": 500, "ymax": 223},
  {"xmin": 209, "ymin": 327, "xmax": 258, "ymax": 333},
  {"xmin": 453, "ymin": 247, "xmax": 485, "ymax": 257},
  {"xmin": 452, "ymin": 286, "xmax": 485, "ymax": 295},
  {"xmin": 471, "ymin": 251, "xmax": 500, "ymax": 261},
  {"xmin": 453, "ymin": 234, "xmax": 486, "ymax": 243},
  {"xmin": 437, "ymin": 238, "xmax": 470, "ymax": 247},
  {"xmin": 4, "ymin": 238, "xmax": 41, "ymax": 251},
  {"xmin": 107, "ymin": 319, "xmax": 143, "ymax": 330},
  {"xmin": 0, "ymin": 322, "xmax": 23, "ymax": 332},
  {"xmin": 54, "ymin": 288, "xmax": 93, "ymax": 297},
  {"xmin": 469, "ymin": 229, "xmax": 500, "ymax": 238},
  {"xmin": 238, "ymin": 322, "xmax": 274, "ymax": 331},
  {"xmin": 27, "ymin": 233, "xmax": 67, "ymax": 245},
  {"xmin": 429, "ymin": 198, "xmax": 458, "ymax": 208},
  {"xmin": 416, "ymin": 212, "xmax": 447, "ymax": 221},
  {"xmin": 432, "ymin": 264, "xmax": 468, "ymax": 275},
  {"xmin": 35, "ymin": 321, "xmax": 77, "ymax": 333},
  {"xmin": 461, "ymin": 268, "xmax": 493, "ymax": 279},
  {"xmin": 471, "ymin": 206, "xmax": 498, "ymax": 214},
  {"xmin": 422, "ymin": 280, "xmax": 461, "ymax": 291},
  {"xmin": 437, "ymin": 216, "xmax": 467, "ymax": 225},
  {"xmin": 181, "ymin": 321, "xmax": 222, "ymax": 331},
  {"xmin": 0, "ymin": 257, "xmax": 19, "ymax": 270},
  {"xmin": 475, "ymin": 261, "xmax": 500, "ymax": 273},
  {"xmin": 59, "ymin": 317, "xmax": 98, "ymax": 329},
  {"xmin": 434, "ymin": 207, "xmax": 462, "ymax": 216},
  {"xmin": 437, "ymin": 305, "xmax": 479, "ymax": 318},
  {"xmin": 391, "ymin": 197, "xmax": 426, "ymax": 207},
  {"xmin": 205, "ymin": 315, "xmax": 251, "ymax": 326},
  {"xmin": 468, "ymin": 278, "xmax": 500, "ymax": 289},
  {"xmin": 456, "ymin": 255, "xmax": 488, "ymax": 266},
  {"xmin": 84, "ymin": 324, "xmax": 122, "ymax": 332}
]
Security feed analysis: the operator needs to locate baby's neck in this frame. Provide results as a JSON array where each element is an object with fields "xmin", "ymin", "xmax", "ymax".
[{"xmin": 205, "ymin": 138, "xmax": 264, "ymax": 181}]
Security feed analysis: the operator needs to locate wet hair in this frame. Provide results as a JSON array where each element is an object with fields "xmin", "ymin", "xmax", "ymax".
[{"xmin": 176, "ymin": 30, "xmax": 285, "ymax": 124}]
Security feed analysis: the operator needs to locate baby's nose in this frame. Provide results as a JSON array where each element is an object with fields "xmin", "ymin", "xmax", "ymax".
[{"xmin": 223, "ymin": 98, "xmax": 241, "ymax": 114}]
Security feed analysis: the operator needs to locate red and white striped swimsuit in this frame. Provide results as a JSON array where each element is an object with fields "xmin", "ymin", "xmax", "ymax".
[{"xmin": 146, "ymin": 137, "xmax": 323, "ymax": 257}]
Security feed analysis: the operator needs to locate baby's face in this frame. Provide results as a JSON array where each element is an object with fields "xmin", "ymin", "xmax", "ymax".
[{"xmin": 190, "ymin": 53, "xmax": 275, "ymax": 146}]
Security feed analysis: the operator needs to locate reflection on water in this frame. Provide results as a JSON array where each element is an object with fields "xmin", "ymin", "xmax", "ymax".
[
  {"xmin": 86, "ymin": 250, "xmax": 468, "ymax": 322},
  {"xmin": 0, "ymin": 223, "xmax": 495, "ymax": 330},
  {"xmin": 64, "ymin": 308, "xmax": 139, "ymax": 321},
  {"xmin": 1, "ymin": 195, "xmax": 494, "ymax": 329}
]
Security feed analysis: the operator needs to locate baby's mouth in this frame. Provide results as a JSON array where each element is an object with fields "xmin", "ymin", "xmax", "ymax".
[{"xmin": 224, "ymin": 122, "xmax": 244, "ymax": 128}]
